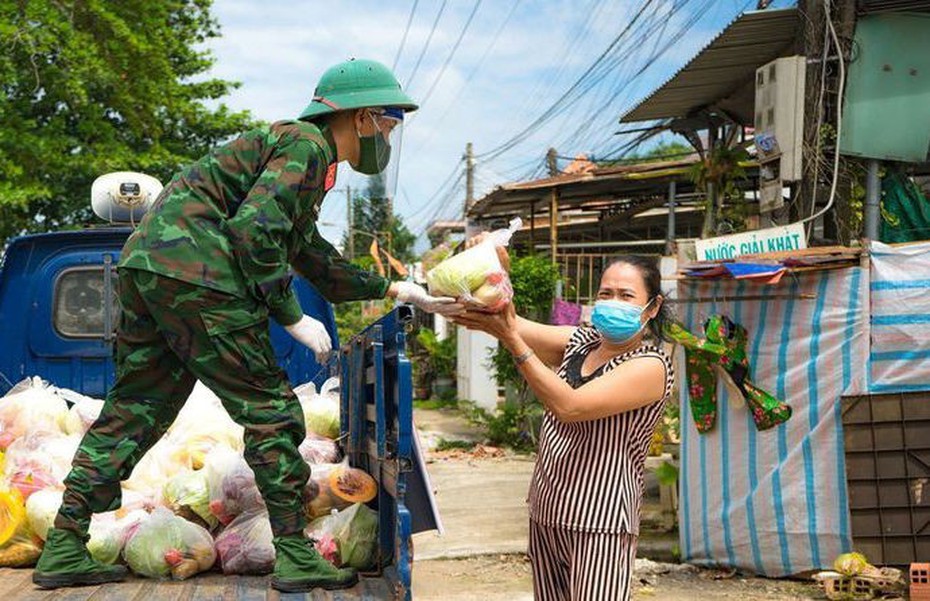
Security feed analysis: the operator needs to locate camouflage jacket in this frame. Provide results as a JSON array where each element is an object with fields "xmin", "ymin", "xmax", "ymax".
[{"xmin": 120, "ymin": 120, "xmax": 390, "ymax": 325}]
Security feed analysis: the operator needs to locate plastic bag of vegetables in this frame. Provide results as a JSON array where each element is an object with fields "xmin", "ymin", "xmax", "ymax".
[
  {"xmin": 63, "ymin": 396, "xmax": 105, "ymax": 436},
  {"xmin": 122, "ymin": 507, "xmax": 215, "ymax": 579},
  {"xmin": 307, "ymin": 503, "xmax": 379, "ymax": 570},
  {"xmin": 203, "ymin": 447, "xmax": 264, "ymax": 525},
  {"xmin": 426, "ymin": 217, "xmax": 520, "ymax": 313},
  {"xmin": 0, "ymin": 487, "xmax": 42, "ymax": 567},
  {"xmin": 304, "ymin": 459, "xmax": 377, "ymax": 520},
  {"xmin": 297, "ymin": 378, "xmax": 341, "ymax": 439},
  {"xmin": 299, "ymin": 433, "xmax": 341, "ymax": 465},
  {"xmin": 214, "ymin": 508, "xmax": 275, "ymax": 575},
  {"xmin": 3, "ymin": 432, "xmax": 81, "ymax": 498},
  {"xmin": 0, "ymin": 378, "xmax": 69, "ymax": 446},
  {"xmin": 87, "ymin": 510, "xmax": 148, "ymax": 565},
  {"xmin": 163, "ymin": 469, "xmax": 217, "ymax": 530},
  {"xmin": 124, "ymin": 436, "xmax": 192, "ymax": 495},
  {"xmin": 25, "ymin": 488, "xmax": 62, "ymax": 541},
  {"xmin": 166, "ymin": 382, "xmax": 244, "ymax": 469}
]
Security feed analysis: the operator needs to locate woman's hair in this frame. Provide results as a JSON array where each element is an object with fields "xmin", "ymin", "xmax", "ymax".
[{"xmin": 603, "ymin": 254, "xmax": 673, "ymax": 342}]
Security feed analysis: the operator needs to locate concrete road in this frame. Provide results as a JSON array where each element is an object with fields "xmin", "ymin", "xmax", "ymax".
[{"xmin": 412, "ymin": 455, "xmax": 535, "ymax": 560}]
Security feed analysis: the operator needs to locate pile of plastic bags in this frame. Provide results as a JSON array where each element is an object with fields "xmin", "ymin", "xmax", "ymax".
[{"xmin": 0, "ymin": 375, "xmax": 380, "ymax": 579}]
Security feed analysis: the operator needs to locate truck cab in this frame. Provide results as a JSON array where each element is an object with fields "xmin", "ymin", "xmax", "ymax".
[{"xmin": 0, "ymin": 226, "xmax": 336, "ymax": 397}]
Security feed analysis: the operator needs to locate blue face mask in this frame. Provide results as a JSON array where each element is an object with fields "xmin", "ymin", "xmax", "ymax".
[{"xmin": 591, "ymin": 298, "xmax": 654, "ymax": 344}]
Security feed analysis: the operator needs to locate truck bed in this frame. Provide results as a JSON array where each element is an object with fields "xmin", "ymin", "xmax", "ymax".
[{"xmin": 1, "ymin": 569, "xmax": 397, "ymax": 600}]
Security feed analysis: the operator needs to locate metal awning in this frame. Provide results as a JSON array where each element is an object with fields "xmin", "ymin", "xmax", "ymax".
[
  {"xmin": 467, "ymin": 157, "xmax": 704, "ymax": 220},
  {"xmin": 620, "ymin": 8, "xmax": 799, "ymax": 125}
]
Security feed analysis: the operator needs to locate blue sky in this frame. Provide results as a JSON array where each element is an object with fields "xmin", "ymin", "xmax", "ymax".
[{"xmin": 204, "ymin": 0, "xmax": 794, "ymax": 248}]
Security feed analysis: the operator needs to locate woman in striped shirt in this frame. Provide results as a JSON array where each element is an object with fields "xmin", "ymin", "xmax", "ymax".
[{"xmin": 454, "ymin": 254, "xmax": 674, "ymax": 601}]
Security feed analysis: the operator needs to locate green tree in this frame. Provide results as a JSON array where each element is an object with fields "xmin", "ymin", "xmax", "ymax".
[
  {"xmin": 343, "ymin": 176, "xmax": 416, "ymax": 264},
  {"xmin": 0, "ymin": 0, "xmax": 255, "ymax": 243}
]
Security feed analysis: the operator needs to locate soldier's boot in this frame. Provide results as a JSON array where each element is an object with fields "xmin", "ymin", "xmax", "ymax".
[
  {"xmin": 33, "ymin": 528, "xmax": 128, "ymax": 588},
  {"xmin": 271, "ymin": 534, "xmax": 358, "ymax": 592}
]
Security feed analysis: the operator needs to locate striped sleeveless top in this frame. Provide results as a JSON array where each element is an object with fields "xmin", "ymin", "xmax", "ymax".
[{"xmin": 528, "ymin": 326, "xmax": 674, "ymax": 535}]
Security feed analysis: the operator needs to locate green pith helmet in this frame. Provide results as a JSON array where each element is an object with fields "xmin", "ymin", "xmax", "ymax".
[{"xmin": 299, "ymin": 58, "xmax": 418, "ymax": 120}]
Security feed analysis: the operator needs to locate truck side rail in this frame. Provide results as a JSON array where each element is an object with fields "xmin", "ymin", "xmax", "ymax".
[{"xmin": 339, "ymin": 306, "xmax": 414, "ymax": 601}]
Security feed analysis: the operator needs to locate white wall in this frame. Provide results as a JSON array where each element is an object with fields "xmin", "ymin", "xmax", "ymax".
[{"xmin": 456, "ymin": 326, "xmax": 500, "ymax": 411}]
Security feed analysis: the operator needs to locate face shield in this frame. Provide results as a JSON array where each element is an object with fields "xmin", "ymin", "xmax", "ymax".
[{"xmin": 354, "ymin": 107, "xmax": 404, "ymax": 203}]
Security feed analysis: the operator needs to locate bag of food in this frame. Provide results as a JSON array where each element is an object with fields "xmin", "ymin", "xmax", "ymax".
[
  {"xmin": 124, "ymin": 436, "xmax": 192, "ymax": 495},
  {"xmin": 203, "ymin": 447, "xmax": 264, "ymax": 525},
  {"xmin": 25, "ymin": 488, "xmax": 62, "ymax": 541},
  {"xmin": 3, "ymin": 431, "xmax": 81, "ymax": 498},
  {"xmin": 299, "ymin": 433, "xmax": 341, "ymax": 465},
  {"xmin": 304, "ymin": 459, "xmax": 377, "ymax": 520},
  {"xmin": 123, "ymin": 507, "xmax": 215, "ymax": 579},
  {"xmin": 63, "ymin": 396, "xmax": 105, "ymax": 436},
  {"xmin": 163, "ymin": 469, "xmax": 217, "ymax": 530},
  {"xmin": 166, "ymin": 382, "xmax": 244, "ymax": 469},
  {"xmin": 213, "ymin": 508, "xmax": 275, "ymax": 575},
  {"xmin": 0, "ymin": 378, "xmax": 69, "ymax": 446},
  {"xmin": 297, "ymin": 378, "xmax": 341, "ymax": 439},
  {"xmin": 87, "ymin": 510, "xmax": 147, "ymax": 565},
  {"xmin": 307, "ymin": 503, "xmax": 379, "ymax": 570},
  {"xmin": 426, "ymin": 218, "xmax": 520, "ymax": 313},
  {"xmin": 0, "ymin": 487, "xmax": 42, "ymax": 567}
]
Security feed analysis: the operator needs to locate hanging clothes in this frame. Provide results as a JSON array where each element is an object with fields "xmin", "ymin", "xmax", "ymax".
[{"xmin": 666, "ymin": 315, "xmax": 792, "ymax": 433}]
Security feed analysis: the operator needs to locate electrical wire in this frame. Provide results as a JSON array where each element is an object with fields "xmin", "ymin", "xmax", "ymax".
[
  {"xmin": 802, "ymin": 0, "xmax": 845, "ymax": 230},
  {"xmin": 404, "ymin": 0, "xmax": 448, "ymax": 90},
  {"xmin": 473, "ymin": 0, "xmax": 658, "ymax": 162},
  {"xmin": 407, "ymin": 0, "xmax": 522, "ymax": 156},
  {"xmin": 415, "ymin": 0, "xmax": 484, "ymax": 108},
  {"xmin": 393, "ymin": 0, "xmax": 420, "ymax": 71}
]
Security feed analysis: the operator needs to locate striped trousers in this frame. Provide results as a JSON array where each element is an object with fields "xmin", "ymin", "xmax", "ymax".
[{"xmin": 528, "ymin": 520, "xmax": 638, "ymax": 601}]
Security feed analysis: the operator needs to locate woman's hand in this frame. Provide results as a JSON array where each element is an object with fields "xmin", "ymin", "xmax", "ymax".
[{"xmin": 451, "ymin": 302, "xmax": 519, "ymax": 347}]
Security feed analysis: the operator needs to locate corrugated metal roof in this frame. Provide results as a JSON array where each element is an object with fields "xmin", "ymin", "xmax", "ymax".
[
  {"xmin": 621, "ymin": 8, "xmax": 799, "ymax": 124},
  {"xmin": 858, "ymin": 0, "xmax": 930, "ymax": 13}
]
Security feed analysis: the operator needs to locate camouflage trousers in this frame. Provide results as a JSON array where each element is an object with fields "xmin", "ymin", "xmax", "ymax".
[{"xmin": 55, "ymin": 268, "xmax": 310, "ymax": 538}]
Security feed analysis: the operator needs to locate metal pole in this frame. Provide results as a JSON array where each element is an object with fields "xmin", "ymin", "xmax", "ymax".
[
  {"xmin": 666, "ymin": 180, "xmax": 677, "ymax": 256},
  {"xmin": 864, "ymin": 159, "xmax": 881, "ymax": 241}
]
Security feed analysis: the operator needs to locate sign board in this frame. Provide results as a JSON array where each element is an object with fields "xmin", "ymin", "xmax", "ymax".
[{"xmin": 694, "ymin": 223, "xmax": 806, "ymax": 261}]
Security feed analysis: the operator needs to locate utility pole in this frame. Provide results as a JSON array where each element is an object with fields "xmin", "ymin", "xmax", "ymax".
[
  {"xmin": 547, "ymin": 148, "xmax": 559, "ymax": 265},
  {"xmin": 797, "ymin": 0, "xmax": 857, "ymax": 241},
  {"xmin": 464, "ymin": 142, "xmax": 477, "ymax": 238},
  {"xmin": 346, "ymin": 185, "xmax": 354, "ymax": 260}
]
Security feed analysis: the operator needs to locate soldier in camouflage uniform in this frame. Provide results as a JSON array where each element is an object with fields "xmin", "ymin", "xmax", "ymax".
[{"xmin": 34, "ymin": 59, "xmax": 460, "ymax": 592}]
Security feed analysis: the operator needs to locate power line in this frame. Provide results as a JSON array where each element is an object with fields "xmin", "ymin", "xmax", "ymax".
[
  {"xmin": 404, "ymin": 0, "xmax": 448, "ymax": 90},
  {"xmin": 393, "ymin": 0, "xmax": 420, "ymax": 71},
  {"xmin": 473, "ymin": 0, "xmax": 659, "ymax": 162},
  {"xmin": 415, "ymin": 0, "xmax": 483, "ymax": 108},
  {"xmin": 408, "ymin": 0, "xmax": 522, "ymax": 156}
]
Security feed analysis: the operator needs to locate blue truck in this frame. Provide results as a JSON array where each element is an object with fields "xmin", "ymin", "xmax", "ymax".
[{"xmin": 0, "ymin": 174, "xmax": 423, "ymax": 599}]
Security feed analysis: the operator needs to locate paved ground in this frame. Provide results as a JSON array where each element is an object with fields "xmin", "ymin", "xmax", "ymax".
[
  {"xmin": 411, "ymin": 407, "xmax": 828, "ymax": 601},
  {"xmin": 412, "ymin": 455, "xmax": 535, "ymax": 560}
]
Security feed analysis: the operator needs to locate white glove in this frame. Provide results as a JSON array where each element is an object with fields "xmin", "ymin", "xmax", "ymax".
[
  {"xmin": 393, "ymin": 282, "xmax": 464, "ymax": 316},
  {"xmin": 284, "ymin": 315, "xmax": 333, "ymax": 364}
]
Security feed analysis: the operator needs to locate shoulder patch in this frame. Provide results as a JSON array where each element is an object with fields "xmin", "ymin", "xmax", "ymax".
[{"xmin": 324, "ymin": 163, "xmax": 337, "ymax": 191}]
